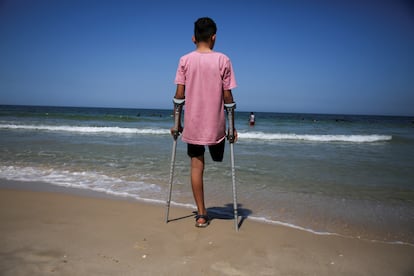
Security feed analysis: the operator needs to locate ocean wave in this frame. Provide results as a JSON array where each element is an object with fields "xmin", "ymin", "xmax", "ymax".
[
  {"xmin": 0, "ymin": 123, "xmax": 392, "ymax": 143},
  {"xmin": 239, "ymin": 132, "xmax": 392, "ymax": 143},
  {"xmin": 0, "ymin": 123, "xmax": 168, "ymax": 135}
]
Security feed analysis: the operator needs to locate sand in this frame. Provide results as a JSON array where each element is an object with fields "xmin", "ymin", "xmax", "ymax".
[{"xmin": 0, "ymin": 181, "xmax": 413, "ymax": 276}]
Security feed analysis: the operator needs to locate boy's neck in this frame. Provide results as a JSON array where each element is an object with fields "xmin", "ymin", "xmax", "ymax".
[{"xmin": 195, "ymin": 41, "xmax": 214, "ymax": 53}]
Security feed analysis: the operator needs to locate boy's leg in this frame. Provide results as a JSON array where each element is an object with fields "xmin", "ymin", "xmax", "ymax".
[
  {"xmin": 187, "ymin": 144, "xmax": 208, "ymax": 225},
  {"xmin": 191, "ymin": 155, "xmax": 207, "ymax": 220}
]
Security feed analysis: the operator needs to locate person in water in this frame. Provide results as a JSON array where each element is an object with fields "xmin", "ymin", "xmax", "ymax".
[{"xmin": 249, "ymin": 112, "xmax": 255, "ymax": 126}]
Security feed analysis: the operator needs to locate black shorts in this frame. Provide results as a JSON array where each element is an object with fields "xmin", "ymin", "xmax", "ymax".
[{"xmin": 187, "ymin": 140, "xmax": 225, "ymax": 162}]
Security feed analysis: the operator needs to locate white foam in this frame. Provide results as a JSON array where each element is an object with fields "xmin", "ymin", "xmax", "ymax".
[
  {"xmin": 0, "ymin": 166, "xmax": 161, "ymax": 197},
  {"xmin": 239, "ymin": 132, "xmax": 392, "ymax": 143},
  {"xmin": 0, "ymin": 124, "xmax": 168, "ymax": 135},
  {"xmin": 247, "ymin": 216, "xmax": 337, "ymax": 235},
  {"xmin": 246, "ymin": 216, "xmax": 414, "ymax": 246}
]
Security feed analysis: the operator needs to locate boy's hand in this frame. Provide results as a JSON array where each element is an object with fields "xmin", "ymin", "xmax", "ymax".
[
  {"xmin": 234, "ymin": 129, "xmax": 238, "ymax": 143},
  {"xmin": 228, "ymin": 129, "xmax": 238, "ymax": 143},
  {"xmin": 170, "ymin": 126, "xmax": 183, "ymax": 138}
]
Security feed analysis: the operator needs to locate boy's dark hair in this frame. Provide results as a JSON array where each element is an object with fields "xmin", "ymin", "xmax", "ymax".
[{"xmin": 194, "ymin": 17, "xmax": 217, "ymax": 42}]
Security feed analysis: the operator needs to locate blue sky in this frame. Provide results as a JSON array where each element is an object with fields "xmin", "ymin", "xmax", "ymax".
[{"xmin": 1, "ymin": 0, "xmax": 413, "ymax": 116}]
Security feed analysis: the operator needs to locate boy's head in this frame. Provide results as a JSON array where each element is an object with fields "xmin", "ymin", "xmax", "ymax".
[{"xmin": 193, "ymin": 17, "xmax": 217, "ymax": 43}]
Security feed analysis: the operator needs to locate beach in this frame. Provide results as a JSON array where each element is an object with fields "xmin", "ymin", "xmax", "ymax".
[
  {"xmin": 1, "ymin": 180, "xmax": 413, "ymax": 276},
  {"xmin": 1, "ymin": 105, "xmax": 413, "ymax": 245},
  {"xmin": 1, "ymin": 105, "xmax": 414, "ymax": 275}
]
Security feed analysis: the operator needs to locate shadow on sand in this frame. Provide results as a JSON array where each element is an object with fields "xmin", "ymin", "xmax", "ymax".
[
  {"xmin": 166, "ymin": 203, "xmax": 252, "ymax": 230},
  {"xmin": 207, "ymin": 203, "xmax": 252, "ymax": 229}
]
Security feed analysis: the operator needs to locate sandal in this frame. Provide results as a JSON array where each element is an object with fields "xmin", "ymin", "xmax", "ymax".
[{"xmin": 195, "ymin": 214, "xmax": 210, "ymax": 228}]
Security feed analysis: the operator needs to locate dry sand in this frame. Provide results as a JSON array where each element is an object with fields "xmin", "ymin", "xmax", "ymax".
[{"xmin": 1, "ymin": 183, "xmax": 413, "ymax": 276}]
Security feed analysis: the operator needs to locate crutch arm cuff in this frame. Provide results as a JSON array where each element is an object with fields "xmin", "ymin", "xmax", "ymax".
[
  {"xmin": 173, "ymin": 98, "xmax": 185, "ymax": 105},
  {"xmin": 224, "ymin": 102, "xmax": 236, "ymax": 109}
]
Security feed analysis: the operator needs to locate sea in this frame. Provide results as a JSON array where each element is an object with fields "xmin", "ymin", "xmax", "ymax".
[{"xmin": 1, "ymin": 105, "xmax": 413, "ymax": 245}]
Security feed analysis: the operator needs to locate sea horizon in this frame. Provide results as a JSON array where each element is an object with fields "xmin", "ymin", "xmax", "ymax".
[{"xmin": 2, "ymin": 103, "xmax": 413, "ymax": 118}]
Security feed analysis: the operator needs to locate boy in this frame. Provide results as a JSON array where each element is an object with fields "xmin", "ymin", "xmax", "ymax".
[{"xmin": 171, "ymin": 17, "xmax": 237, "ymax": 228}]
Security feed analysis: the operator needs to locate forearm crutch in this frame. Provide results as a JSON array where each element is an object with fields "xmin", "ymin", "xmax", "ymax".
[
  {"xmin": 165, "ymin": 98, "xmax": 185, "ymax": 223},
  {"xmin": 225, "ymin": 103, "xmax": 238, "ymax": 232}
]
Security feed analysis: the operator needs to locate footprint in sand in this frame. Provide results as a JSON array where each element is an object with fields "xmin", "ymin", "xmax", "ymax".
[{"xmin": 211, "ymin": 262, "xmax": 248, "ymax": 276}]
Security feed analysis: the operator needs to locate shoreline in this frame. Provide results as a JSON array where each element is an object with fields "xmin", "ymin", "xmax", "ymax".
[
  {"xmin": 1, "ymin": 180, "xmax": 414, "ymax": 275},
  {"xmin": 1, "ymin": 179, "xmax": 412, "ymax": 247}
]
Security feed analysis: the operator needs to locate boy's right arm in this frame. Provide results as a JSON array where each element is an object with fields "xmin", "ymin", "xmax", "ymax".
[
  {"xmin": 223, "ymin": 89, "xmax": 238, "ymax": 143},
  {"xmin": 223, "ymin": 89, "xmax": 234, "ymax": 104}
]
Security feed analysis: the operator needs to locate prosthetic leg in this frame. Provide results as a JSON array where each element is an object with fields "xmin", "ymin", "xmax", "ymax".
[{"xmin": 165, "ymin": 98, "xmax": 185, "ymax": 223}]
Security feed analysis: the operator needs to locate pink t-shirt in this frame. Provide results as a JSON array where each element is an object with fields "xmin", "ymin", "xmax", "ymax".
[{"xmin": 175, "ymin": 51, "xmax": 237, "ymax": 145}]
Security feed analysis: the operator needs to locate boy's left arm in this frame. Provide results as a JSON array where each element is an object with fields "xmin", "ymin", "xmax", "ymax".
[
  {"xmin": 171, "ymin": 84, "xmax": 185, "ymax": 137},
  {"xmin": 174, "ymin": 84, "xmax": 185, "ymax": 100}
]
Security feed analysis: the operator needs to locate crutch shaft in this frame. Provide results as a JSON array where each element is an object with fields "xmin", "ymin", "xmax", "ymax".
[
  {"xmin": 230, "ymin": 143, "xmax": 238, "ymax": 231},
  {"xmin": 165, "ymin": 98, "xmax": 185, "ymax": 223},
  {"xmin": 224, "ymin": 103, "xmax": 238, "ymax": 231},
  {"xmin": 165, "ymin": 139, "xmax": 177, "ymax": 223}
]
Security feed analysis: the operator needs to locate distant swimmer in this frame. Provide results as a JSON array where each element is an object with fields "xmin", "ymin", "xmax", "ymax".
[{"xmin": 249, "ymin": 112, "xmax": 255, "ymax": 126}]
